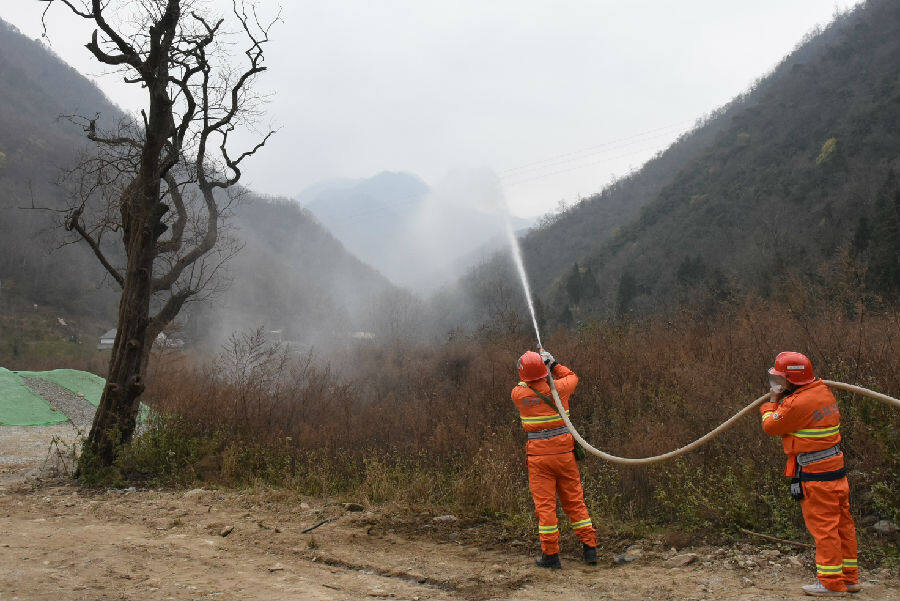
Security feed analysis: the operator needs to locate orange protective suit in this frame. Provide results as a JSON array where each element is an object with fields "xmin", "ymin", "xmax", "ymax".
[
  {"xmin": 511, "ymin": 363, "xmax": 597, "ymax": 555},
  {"xmin": 760, "ymin": 379, "xmax": 858, "ymax": 592}
]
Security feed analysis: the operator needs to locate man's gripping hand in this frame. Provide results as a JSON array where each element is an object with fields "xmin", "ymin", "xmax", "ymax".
[{"xmin": 539, "ymin": 349, "xmax": 557, "ymax": 369}]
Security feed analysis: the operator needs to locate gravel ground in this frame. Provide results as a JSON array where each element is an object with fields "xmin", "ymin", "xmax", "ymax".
[
  {"xmin": 0, "ymin": 379, "xmax": 96, "ymax": 488},
  {"xmin": 21, "ymin": 377, "xmax": 97, "ymax": 430},
  {"xmin": 0, "ymin": 379, "xmax": 150, "ymax": 488},
  {"xmin": 0, "ymin": 423, "xmax": 78, "ymax": 487}
]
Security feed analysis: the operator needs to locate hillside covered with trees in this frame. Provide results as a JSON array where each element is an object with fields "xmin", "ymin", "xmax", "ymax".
[
  {"xmin": 456, "ymin": 0, "xmax": 900, "ymax": 329},
  {"xmin": 0, "ymin": 18, "xmax": 122, "ymax": 319},
  {"xmin": 0, "ymin": 17, "xmax": 396, "ymax": 351}
]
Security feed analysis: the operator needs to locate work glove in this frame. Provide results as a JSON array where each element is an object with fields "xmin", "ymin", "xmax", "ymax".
[{"xmin": 539, "ymin": 349, "xmax": 557, "ymax": 369}]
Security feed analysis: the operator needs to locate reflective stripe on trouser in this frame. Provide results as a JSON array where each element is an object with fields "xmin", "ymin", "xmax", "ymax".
[
  {"xmin": 527, "ymin": 452, "xmax": 597, "ymax": 555},
  {"xmin": 842, "ymin": 558, "xmax": 858, "ymax": 583},
  {"xmin": 800, "ymin": 477, "xmax": 858, "ymax": 591},
  {"xmin": 538, "ymin": 524, "xmax": 559, "ymax": 536}
]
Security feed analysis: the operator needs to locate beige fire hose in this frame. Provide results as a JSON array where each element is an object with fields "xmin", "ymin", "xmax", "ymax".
[{"xmin": 546, "ymin": 376, "xmax": 900, "ymax": 466}]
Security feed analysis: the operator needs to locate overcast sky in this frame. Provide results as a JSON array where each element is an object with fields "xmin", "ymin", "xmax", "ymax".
[{"xmin": 3, "ymin": 1, "xmax": 862, "ymax": 217}]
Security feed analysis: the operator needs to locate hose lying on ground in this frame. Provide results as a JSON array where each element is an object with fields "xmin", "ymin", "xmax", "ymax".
[{"xmin": 546, "ymin": 377, "xmax": 900, "ymax": 466}]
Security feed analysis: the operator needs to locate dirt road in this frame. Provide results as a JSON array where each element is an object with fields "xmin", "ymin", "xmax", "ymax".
[{"xmin": 1, "ymin": 427, "xmax": 897, "ymax": 600}]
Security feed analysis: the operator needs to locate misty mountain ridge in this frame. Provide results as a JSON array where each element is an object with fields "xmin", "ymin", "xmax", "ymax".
[
  {"xmin": 183, "ymin": 196, "xmax": 399, "ymax": 350},
  {"xmin": 0, "ymin": 17, "xmax": 399, "ymax": 347},
  {"xmin": 298, "ymin": 169, "xmax": 534, "ymax": 292},
  {"xmin": 562, "ymin": 0, "xmax": 900, "ymax": 319},
  {"xmin": 0, "ymin": 18, "xmax": 122, "ymax": 319},
  {"xmin": 452, "ymin": 0, "xmax": 900, "ymax": 329}
]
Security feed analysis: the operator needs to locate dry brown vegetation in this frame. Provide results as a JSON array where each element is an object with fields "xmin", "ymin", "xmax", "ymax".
[{"xmin": 113, "ymin": 284, "xmax": 900, "ymax": 563}]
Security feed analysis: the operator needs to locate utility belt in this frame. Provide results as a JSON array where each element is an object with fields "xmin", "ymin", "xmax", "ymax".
[
  {"xmin": 527, "ymin": 426, "xmax": 571, "ymax": 441},
  {"xmin": 790, "ymin": 444, "xmax": 845, "ymax": 501},
  {"xmin": 797, "ymin": 444, "xmax": 842, "ymax": 466}
]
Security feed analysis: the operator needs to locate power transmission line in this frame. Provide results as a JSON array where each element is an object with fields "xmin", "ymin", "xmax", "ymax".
[
  {"xmin": 498, "ymin": 118, "xmax": 695, "ymax": 177},
  {"xmin": 504, "ymin": 141, "xmax": 675, "ymax": 187}
]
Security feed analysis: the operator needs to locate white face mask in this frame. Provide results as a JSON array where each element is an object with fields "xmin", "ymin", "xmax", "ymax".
[{"xmin": 769, "ymin": 373, "xmax": 788, "ymax": 394}]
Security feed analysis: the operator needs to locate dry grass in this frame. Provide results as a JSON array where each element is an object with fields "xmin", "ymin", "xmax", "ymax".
[{"xmin": 125, "ymin": 290, "xmax": 900, "ymax": 550}]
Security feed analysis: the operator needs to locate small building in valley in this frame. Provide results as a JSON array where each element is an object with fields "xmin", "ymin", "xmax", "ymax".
[
  {"xmin": 97, "ymin": 329, "xmax": 116, "ymax": 350},
  {"xmin": 98, "ymin": 329, "xmax": 185, "ymax": 350}
]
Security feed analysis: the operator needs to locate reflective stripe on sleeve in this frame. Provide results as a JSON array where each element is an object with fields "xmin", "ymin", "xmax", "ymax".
[
  {"xmin": 791, "ymin": 425, "xmax": 840, "ymax": 438},
  {"xmin": 761, "ymin": 411, "xmax": 775, "ymax": 421},
  {"xmin": 571, "ymin": 518, "xmax": 592, "ymax": 530}
]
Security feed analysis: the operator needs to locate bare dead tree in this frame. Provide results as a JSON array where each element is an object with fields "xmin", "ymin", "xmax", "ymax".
[{"xmin": 40, "ymin": 0, "xmax": 278, "ymax": 469}]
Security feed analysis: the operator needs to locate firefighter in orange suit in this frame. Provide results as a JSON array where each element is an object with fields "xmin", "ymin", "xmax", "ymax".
[
  {"xmin": 760, "ymin": 351, "xmax": 859, "ymax": 597},
  {"xmin": 511, "ymin": 349, "xmax": 598, "ymax": 569}
]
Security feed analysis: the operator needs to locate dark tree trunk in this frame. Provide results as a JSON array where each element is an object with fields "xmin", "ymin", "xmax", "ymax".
[
  {"xmin": 83, "ymin": 6, "xmax": 176, "ymax": 463},
  {"xmin": 46, "ymin": 0, "xmax": 275, "ymax": 470},
  {"xmin": 85, "ymin": 183, "xmax": 159, "ymax": 463}
]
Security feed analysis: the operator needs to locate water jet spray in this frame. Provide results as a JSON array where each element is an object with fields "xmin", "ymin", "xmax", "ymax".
[{"xmin": 503, "ymin": 216, "xmax": 542, "ymax": 349}]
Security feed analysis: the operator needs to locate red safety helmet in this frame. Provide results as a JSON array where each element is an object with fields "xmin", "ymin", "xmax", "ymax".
[
  {"xmin": 768, "ymin": 351, "xmax": 816, "ymax": 390},
  {"xmin": 517, "ymin": 351, "xmax": 548, "ymax": 382}
]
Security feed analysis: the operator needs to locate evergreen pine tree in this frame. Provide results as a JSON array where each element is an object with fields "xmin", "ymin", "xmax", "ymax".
[
  {"xmin": 869, "ymin": 170, "xmax": 900, "ymax": 298},
  {"xmin": 565, "ymin": 263, "xmax": 583, "ymax": 304},
  {"xmin": 581, "ymin": 265, "xmax": 601, "ymax": 299}
]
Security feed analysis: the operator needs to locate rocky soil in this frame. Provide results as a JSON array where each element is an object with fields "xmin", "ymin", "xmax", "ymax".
[{"xmin": 21, "ymin": 378, "xmax": 96, "ymax": 431}]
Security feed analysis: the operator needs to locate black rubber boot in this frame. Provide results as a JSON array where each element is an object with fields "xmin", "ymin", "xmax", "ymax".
[
  {"xmin": 535, "ymin": 552, "xmax": 562, "ymax": 569},
  {"xmin": 582, "ymin": 543, "xmax": 598, "ymax": 565}
]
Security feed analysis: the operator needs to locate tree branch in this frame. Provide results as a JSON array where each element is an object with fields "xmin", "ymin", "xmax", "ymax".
[
  {"xmin": 39, "ymin": 0, "xmax": 93, "ymax": 35},
  {"xmin": 212, "ymin": 128, "xmax": 275, "ymax": 188},
  {"xmin": 204, "ymin": 1, "xmax": 272, "ymax": 135},
  {"xmin": 143, "ymin": 286, "xmax": 195, "ymax": 369},
  {"xmin": 85, "ymin": 29, "xmax": 141, "ymax": 68},
  {"xmin": 66, "ymin": 205, "xmax": 125, "ymax": 287},
  {"xmin": 151, "ymin": 186, "xmax": 218, "ymax": 292},
  {"xmin": 155, "ymin": 174, "xmax": 188, "ymax": 255},
  {"xmin": 88, "ymin": 0, "xmax": 145, "ymax": 70},
  {"xmin": 147, "ymin": 287, "xmax": 194, "ymax": 345},
  {"xmin": 80, "ymin": 115, "xmax": 143, "ymax": 148}
]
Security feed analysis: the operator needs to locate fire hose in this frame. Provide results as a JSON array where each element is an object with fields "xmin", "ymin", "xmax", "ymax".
[{"xmin": 546, "ymin": 376, "xmax": 900, "ymax": 465}]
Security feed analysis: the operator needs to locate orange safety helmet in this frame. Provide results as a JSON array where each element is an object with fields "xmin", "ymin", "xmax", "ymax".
[
  {"xmin": 518, "ymin": 351, "xmax": 549, "ymax": 382},
  {"xmin": 768, "ymin": 351, "xmax": 816, "ymax": 388}
]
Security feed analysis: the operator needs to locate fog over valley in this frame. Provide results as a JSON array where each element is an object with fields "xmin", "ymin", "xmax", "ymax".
[{"xmin": 1, "ymin": 4, "xmax": 899, "ymax": 598}]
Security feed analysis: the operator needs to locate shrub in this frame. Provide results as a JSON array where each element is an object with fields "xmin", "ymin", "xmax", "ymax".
[{"xmin": 118, "ymin": 293, "xmax": 900, "ymax": 543}]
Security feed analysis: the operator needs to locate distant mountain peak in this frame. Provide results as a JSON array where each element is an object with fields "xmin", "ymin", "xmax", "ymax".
[{"xmin": 297, "ymin": 169, "xmax": 534, "ymax": 292}]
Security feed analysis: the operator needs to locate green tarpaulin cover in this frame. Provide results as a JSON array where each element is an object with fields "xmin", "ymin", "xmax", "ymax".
[
  {"xmin": 0, "ymin": 367, "xmax": 68, "ymax": 426},
  {"xmin": 15, "ymin": 369, "xmax": 106, "ymax": 407},
  {"xmin": 3, "ymin": 368, "xmax": 150, "ymax": 426}
]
